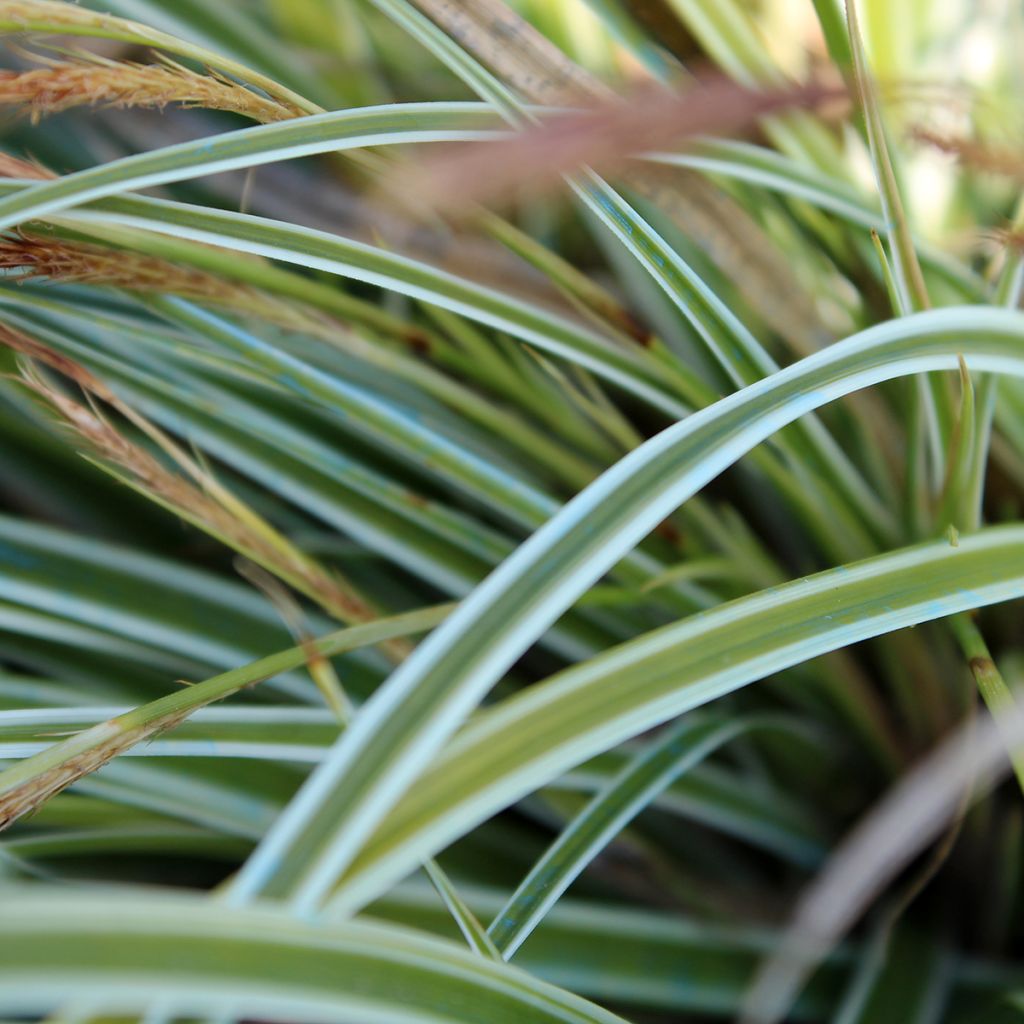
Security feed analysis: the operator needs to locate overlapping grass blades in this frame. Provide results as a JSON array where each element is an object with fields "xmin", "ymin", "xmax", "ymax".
[
  {"xmin": 0, "ymin": 0, "xmax": 1022, "ymax": 1020},
  {"xmin": 230, "ymin": 307, "xmax": 1024, "ymax": 910},
  {"xmin": 0, "ymin": 890, "xmax": 625, "ymax": 1024}
]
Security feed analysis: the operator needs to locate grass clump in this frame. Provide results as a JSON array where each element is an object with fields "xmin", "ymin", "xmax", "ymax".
[{"xmin": 0, "ymin": 1, "xmax": 1022, "ymax": 1022}]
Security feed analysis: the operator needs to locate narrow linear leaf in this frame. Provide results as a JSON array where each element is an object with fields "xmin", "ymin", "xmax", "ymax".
[
  {"xmin": 227, "ymin": 306, "xmax": 1024, "ymax": 914},
  {"xmin": 0, "ymin": 603, "xmax": 450, "ymax": 829},
  {"xmin": 0, "ymin": 890, "xmax": 625, "ymax": 1024},
  {"xmin": 488, "ymin": 714, "xmax": 813, "ymax": 959},
  {"xmin": 337, "ymin": 524, "xmax": 1024, "ymax": 913}
]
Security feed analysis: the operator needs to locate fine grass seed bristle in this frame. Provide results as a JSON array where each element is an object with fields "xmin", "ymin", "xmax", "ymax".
[
  {"xmin": 0, "ymin": 52, "xmax": 299, "ymax": 122},
  {"xmin": 0, "ymin": 325, "xmax": 386, "ymax": 636},
  {"xmin": 0, "ymin": 230, "xmax": 338, "ymax": 335}
]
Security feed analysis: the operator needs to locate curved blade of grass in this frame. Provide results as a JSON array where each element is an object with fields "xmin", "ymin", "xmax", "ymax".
[
  {"xmin": 4, "ymin": 164, "xmax": 865, "ymax": 557},
  {"xmin": 227, "ymin": 306, "xmax": 1024, "ymax": 914},
  {"xmin": 0, "ymin": 603, "xmax": 194, "ymax": 677},
  {"xmin": 0, "ymin": 287, "xmax": 517, "ymax": 566},
  {"xmin": 4, "ymin": 752, "xmax": 283, "ymax": 842},
  {"xmin": 334, "ymin": 522, "xmax": 1024, "ymax": 914},
  {"xmin": 120, "ymin": 299, "xmax": 702, "ymax": 626},
  {"xmin": 0, "ymin": 95, "xmax": 777, "ymax": 417},
  {"xmin": 647, "ymin": 141, "xmax": 881, "ymax": 228},
  {"xmin": 139, "ymin": 297, "xmax": 569, "ymax": 531},
  {"xmin": 567, "ymin": 170, "xmax": 894, "ymax": 545},
  {"xmin": 0, "ymin": 48, "xmax": 885, "ymax": 535},
  {"xmin": 488, "ymin": 714, "xmax": 813, "ymax": 959},
  {"xmin": 558, "ymin": 753, "xmax": 826, "ymax": 867},
  {"xmin": 0, "ymin": 271, "xmax": 719, "ymax": 631},
  {"xmin": 0, "ymin": 291, "xmax": 645, "ymax": 656},
  {"xmin": 22, "ymin": 239, "xmax": 863, "ymax": 573},
  {"xmin": 374, "ymin": 881, "xmax": 1024, "ymax": 1018},
  {"xmin": 1, "ymin": 822, "xmax": 250, "ymax": 863},
  {"xmin": 17, "ymin": 182, "xmax": 895, "ymax": 555},
  {"xmin": 423, "ymin": 859, "xmax": 502, "ymax": 960},
  {"xmin": 0, "ymin": 707, "xmax": 821, "ymax": 869},
  {"xmin": 643, "ymin": 143, "xmax": 987, "ymax": 301},
  {"xmin": 364, "ymin": 0, "xmax": 770, "ymax": 385},
  {"xmin": 374, "ymin": 880, "xmax": 845, "ymax": 1019},
  {"xmin": 26, "ymin": 194, "xmax": 683, "ymax": 418},
  {"xmin": 105, "ymin": 116, "xmax": 948, "ymax": 308},
  {"xmin": 0, "ymin": 889, "xmax": 625, "ymax": 1024},
  {"xmin": 0, "ymin": 104, "xmax": 508, "ymax": 235},
  {"xmin": 0, "ymin": 705, "xmax": 339, "ymax": 762},
  {"xmin": 21, "ymin": 223, "xmax": 601, "ymax": 489}
]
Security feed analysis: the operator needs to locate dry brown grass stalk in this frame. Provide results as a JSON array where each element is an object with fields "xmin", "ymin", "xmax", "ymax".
[
  {"xmin": 0, "ymin": 230, "xmax": 254, "ymax": 296},
  {"xmin": 991, "ymin": 227, "xmax": 1024, "ymax": 252},
  {"xmin": 0, "ymin": 323, "xmax": 386, "ymax": 637},
  {"xmin": 0, "ymin": 148, "xmax": 54, "ymax": 178},
  {"xmin": 0, "ymin": 52, "xmax": 299, "ymax": 122},
  {"xmin": 0, "ymin": 230, "xmax": 333, "ymax": 336},
  {"xmin": 0, "ymin": 0, "xmax": 319, "ymax": 114},
  {"xmin": 0, "ymin": 710, "xmax": 192, "ymax": 829}
]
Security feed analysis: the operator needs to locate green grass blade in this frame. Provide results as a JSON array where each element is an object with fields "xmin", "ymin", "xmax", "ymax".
[
  {"xmin": 226, "ymin": 306, "xmax": 1024, "ymax": 914},
  {"xmin": 424, "ymin": 860, "xmax": 503, "ymax": 960},
  {"xmin": 31, "ymin": 187, "xmax": 891, "ymax": 556},
  {"xmin": 336, "ymin": 525, "xmax": 1024, "ymax": 912},
  {"xmin": 846, "ymin": 0, "xmax": 928, "ymax": 313},
  {"xmin": 0, "ymin": 104, "xmax": 507, "ymax": 234},
  {"xmin": 0, "ymin": 889, "xmax": 625, "ymax": 1024},
  {"xmin": 26, "ymin": 190, "xmax": 682, "ymax": 417},
  {"xmin": 0, "ymin": 514, "xmax": 329, "ymax": 693},
  {"xmin": 341, "ymin": 1, "xmax": 892, "ymax": 541},
  {"xmin": 487, "ymin": 714, "xmax": 813, "ymax": 959}
]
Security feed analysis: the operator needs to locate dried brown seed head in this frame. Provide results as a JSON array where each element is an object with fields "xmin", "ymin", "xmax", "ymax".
[{"xmin": 0, "ymin": 51, "xmax": 298, "ymax": 122}]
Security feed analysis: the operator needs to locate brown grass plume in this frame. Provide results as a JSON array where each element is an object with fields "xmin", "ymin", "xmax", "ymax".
[{"xmin": 0, "ymin": 52, "xmax": 298, "ymax": 122}]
